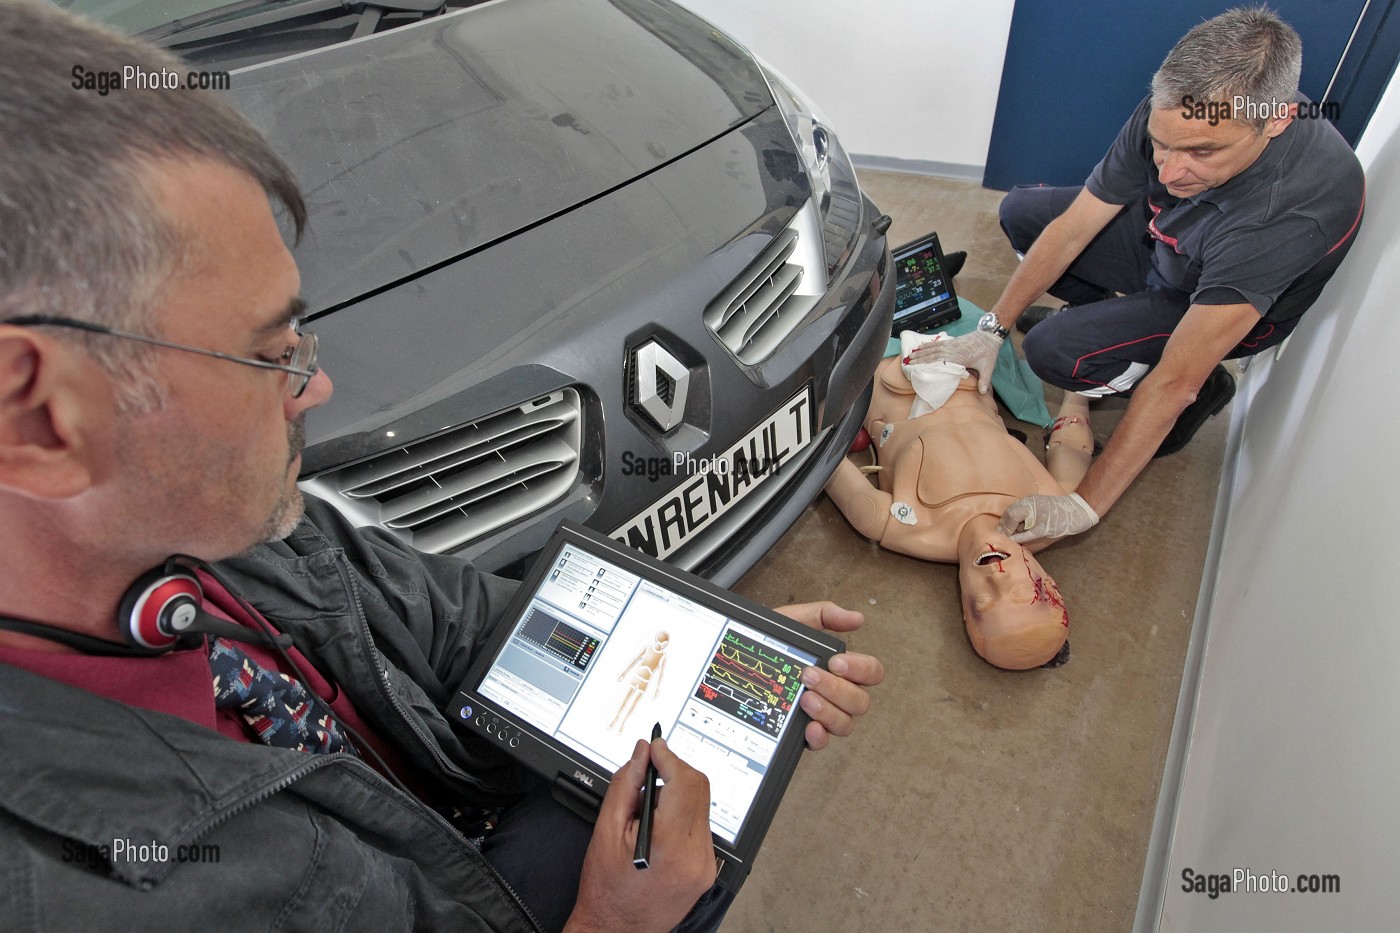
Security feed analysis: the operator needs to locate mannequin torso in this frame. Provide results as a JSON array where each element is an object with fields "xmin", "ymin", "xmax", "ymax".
[{"xmin": 848, "ymin": 359, "xmax": 1067, "ymax": 560}]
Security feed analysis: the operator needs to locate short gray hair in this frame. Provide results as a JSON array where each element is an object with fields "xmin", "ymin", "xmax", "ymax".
[
  {"xmin": 0, "ymin": 0, "xmax": 305, "ymax": 410},
  {"xmin": 1151, "ymin": 6, "xmax": 1303, "ymax": 133}
]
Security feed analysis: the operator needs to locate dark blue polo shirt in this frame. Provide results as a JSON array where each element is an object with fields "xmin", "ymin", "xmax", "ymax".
[{"xmin": 1086, "ymin": 96, "xmax": 1364, "ymax": 324}]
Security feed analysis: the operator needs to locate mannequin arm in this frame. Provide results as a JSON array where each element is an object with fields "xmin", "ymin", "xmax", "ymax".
[{"xmin": 825, "ymin": 458, "xmax": 893, "ymax": 541}]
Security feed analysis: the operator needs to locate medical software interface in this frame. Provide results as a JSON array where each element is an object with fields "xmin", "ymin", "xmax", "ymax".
[{"xmin": 478, "ymin": 544, "xmax": 817, "ymax": 843}]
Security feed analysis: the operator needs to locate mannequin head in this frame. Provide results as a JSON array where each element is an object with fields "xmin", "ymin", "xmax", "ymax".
[{"xmin": 957, "ymin": 527, "xmax": 1069, "ymax": 670}]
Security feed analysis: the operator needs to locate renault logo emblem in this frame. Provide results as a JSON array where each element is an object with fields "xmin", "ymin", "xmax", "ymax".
[{"xmin": 632, "ymin": 341, "xmax": 690, "ymax": 432}]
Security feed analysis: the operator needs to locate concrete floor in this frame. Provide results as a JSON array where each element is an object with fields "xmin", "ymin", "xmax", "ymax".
[{"xmin": 722, "ymin": 171, "xmax": 1231, "ymax": 932}]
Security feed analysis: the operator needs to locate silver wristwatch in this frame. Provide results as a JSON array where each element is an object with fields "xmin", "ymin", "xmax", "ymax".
[{"xmin": 977, "ymin": 311, "xmax": 1010, "ymax": 340}]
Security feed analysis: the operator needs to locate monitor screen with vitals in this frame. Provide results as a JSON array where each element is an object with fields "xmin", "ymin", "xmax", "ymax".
[{"xmin": 891, "ymin": 230, "xmax": 962, "ymax": 334}]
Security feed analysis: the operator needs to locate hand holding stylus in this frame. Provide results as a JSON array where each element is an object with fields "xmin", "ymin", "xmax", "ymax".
[{"xmin": 566, "ymin": 736, "xmax": 715, "ymax": 933}]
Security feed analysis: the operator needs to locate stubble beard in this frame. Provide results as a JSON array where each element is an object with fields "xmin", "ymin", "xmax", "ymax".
[{"xmin": 261, "ymin": 416, "xmax": 307, "ymax": 542}]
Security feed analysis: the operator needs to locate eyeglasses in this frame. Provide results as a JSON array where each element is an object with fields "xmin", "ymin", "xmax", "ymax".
[{"xmin": 5, "ymin": 314, "xmax": 319, "ymax": 398}]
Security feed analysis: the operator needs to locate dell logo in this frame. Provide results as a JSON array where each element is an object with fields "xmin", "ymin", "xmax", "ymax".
[
  {"xmin": 573, "ymin": 770, "xmax": 595, "ymax": 788},
  {"xmin": 632, "ymin": 340, "xmax": 690, "ymax": 432}
]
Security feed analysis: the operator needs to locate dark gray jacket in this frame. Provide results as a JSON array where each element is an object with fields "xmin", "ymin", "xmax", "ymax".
[{"xmin": 0, "ymin": 498, "xmax": 544, "ymax": 931}]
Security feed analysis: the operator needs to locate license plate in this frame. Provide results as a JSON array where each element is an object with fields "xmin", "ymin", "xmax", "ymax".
[{"xmin": 612, "ymin": 387, "xmax": 814, "ymax": 560}]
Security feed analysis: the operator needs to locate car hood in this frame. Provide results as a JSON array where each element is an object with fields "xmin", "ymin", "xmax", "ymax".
[{"xmin": 223, "ymin": 0, "xmax": 772, "ymax": 313}]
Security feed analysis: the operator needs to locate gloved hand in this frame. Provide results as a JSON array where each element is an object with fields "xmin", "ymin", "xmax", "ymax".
[
  {"xmin": 905, "ymin": 329, "xmax": 1003, "ymax": 394},
  {"xmin": 997, "ymin": 493, "xmax": 1099, "ymax": 544}
]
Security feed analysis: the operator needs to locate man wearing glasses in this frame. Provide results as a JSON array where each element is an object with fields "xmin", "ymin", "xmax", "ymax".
[
  {"xmin": 3, "ymin": 311, "xmax": 320, "ymax": 547},
  {"xmin": 0, "ymin": 2, "xmax": 881, "ymax": 931}
]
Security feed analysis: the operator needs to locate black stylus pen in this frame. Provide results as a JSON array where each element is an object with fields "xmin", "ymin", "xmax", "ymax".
[{"xmin": 633, "ymin": 722, "xmax": 662, "ymax": 869}]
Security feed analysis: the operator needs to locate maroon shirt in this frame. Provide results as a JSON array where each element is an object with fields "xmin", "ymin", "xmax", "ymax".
[{"xmin": 0, "ymin": 571, "xmax": 412, "ymax": 783}]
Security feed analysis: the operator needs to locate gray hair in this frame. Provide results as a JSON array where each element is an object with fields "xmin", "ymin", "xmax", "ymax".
[
  {"xmin": 1151, "ymin": 6, "xmax": 1303, "ymax": 133},
  {"xmin": 0, "ymin": 0, "xmax": 305, "ymax": 410}
]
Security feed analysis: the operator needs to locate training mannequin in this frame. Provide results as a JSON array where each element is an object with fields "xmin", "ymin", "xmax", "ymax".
[{"xmin": 826, "ymin": 351, "xmax": 1093, "ymax": 669}]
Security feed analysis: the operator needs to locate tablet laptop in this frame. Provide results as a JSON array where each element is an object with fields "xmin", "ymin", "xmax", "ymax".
[
  {"xmin": 890, "ymin": 230, "xmax": 962, "ymax": 334},
  {"xmin": 450, "ymin": 520, "xmax": 843, "ymax": 891}
]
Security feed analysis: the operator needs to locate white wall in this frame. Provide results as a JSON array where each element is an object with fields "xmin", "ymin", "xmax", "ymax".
[
  {"xmin": 1136, "ymin": 71, "xmax": 1400, "ymax": 931},
  {"xmin": 673, "ymin": 0, "xmax": 1015, "ymax": 176}
]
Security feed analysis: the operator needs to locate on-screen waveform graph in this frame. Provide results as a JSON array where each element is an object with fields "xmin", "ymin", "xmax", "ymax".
[
  {"xmin": 694, "ymin": 628, "xmax": 805, "ymax": 738},
  {"xmin": 519, "ymin": 607, "xmax": 599, "ymax": 671}
]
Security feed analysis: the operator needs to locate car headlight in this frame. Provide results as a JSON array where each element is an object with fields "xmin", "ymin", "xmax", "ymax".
[{"xmin": 759, "ymin": 63, "xmax": 864, "ymax": 281}]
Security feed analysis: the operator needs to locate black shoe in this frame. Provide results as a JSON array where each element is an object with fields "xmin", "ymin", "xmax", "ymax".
[
  {"xmin": 1154, "ymin": 365, "xmax": 1235, "ymax": 458},
  {"xmin": 944, "ymin": 250, "xmax": 966, "ymax": 279},
  {"xmin": 1015, "ymin": 303, "xmax": 1066, "ymax": 334}
]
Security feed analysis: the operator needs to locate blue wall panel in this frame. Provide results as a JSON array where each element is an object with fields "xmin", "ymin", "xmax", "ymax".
[{"xmin": 983, "ymin": 0, "xmax": 1367, "ymax": 190}]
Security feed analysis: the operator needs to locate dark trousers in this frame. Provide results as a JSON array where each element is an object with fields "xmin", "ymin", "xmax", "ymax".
[
  {"xmin": 1000, "ymin": 184, "xmax": 1291, "ymax": 395},
  {"xmin": 481, "ymin": 782, "xmax": 735, "ymax": 933}
]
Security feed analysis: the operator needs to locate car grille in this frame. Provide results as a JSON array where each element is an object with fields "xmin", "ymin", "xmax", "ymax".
[
  {"xmin": 317, "ymin": 389, "xmax": 582, "ymax": 554},
  {"xmin": 704, "ymin": 211, "xmax": 823, "ymax": 364}
]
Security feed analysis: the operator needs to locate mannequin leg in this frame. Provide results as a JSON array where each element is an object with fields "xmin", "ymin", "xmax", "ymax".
[
  {"xmin": 825, "ymin": 458, "xmax": 894, "ymax": 541},
  {"xmin": 1045, "ymin": 393, "xmax": 1093, "ymax": 492},
  {"xmin": 609, "ymin": 685, "xmax": 641, "ymax": 732},
  {"xmin": 615, "ymin": 687, "xmax": 644, "ymax": 734}
]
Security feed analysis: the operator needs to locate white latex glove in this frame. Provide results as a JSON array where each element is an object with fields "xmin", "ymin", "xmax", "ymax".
[
  {"xmin": 905, "ymin": 329, "xmax": 1003, "ymax": 394},
  {"xmin": 898, "ymin": 331, "xmax": 965, "ymax": 417},
  {"xmin": 997, "ymin": 493, "xmax": 1099, "ymax": 544}
]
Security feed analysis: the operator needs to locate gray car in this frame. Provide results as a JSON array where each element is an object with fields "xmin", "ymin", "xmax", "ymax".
[{"xmin": 71, "ymin": 0, "xmax": 894, "ymax": 583}]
